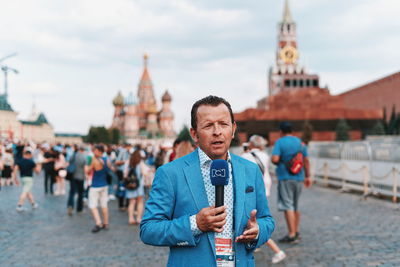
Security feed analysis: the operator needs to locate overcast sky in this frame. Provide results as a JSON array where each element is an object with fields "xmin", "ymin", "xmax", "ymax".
[{"xmin": 1, "ymin": 0, "xmax": 399, "ymax": 134}]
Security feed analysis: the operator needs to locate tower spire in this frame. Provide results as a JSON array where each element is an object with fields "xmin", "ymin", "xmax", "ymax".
[
  {"xmin": 283, "ymin": 0, "xmax": 293, "ymax": 23},
  {"xmin": 140, "ymin": 53, "xmax": 150, "ymax": 81},
  {"xmin": 144, "ymin": 53, "xmax": 148, "ymax": 68},
  {"xmin": 137, "ymin": 53, "xmax": 156, "ymax": 130}
]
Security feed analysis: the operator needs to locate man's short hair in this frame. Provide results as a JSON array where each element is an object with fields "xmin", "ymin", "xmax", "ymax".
[
  {"xmin": 191, "ymin": 95, "xmax": 235, "ymax": 130},
  {"xmin": 94, "ymin": 145, "xmax": 105, "ymax": 153},
  {"xmin": 24, "ymin": 150, "xmax": 32, "ymax": 155},
  {"xmin": 279, "ymin": 121, "xmax": 292, "ymax": 133},
  {"xmin": 249, "ymin": 135, "xmax": 267, "ymax": 148}
]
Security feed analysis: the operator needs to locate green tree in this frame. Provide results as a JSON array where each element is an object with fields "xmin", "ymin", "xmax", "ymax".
[
  {"xmin": 177, "ymin": 125, "xmax": 193, "ymax": 143},
  {"xmin": 395, "ymin": 112, "xmax": 400, "ymax": 135},
  {"xmin": 387, "ymin": 105, "xmax": 397, "ymax": 135},
  {"xmin": 301, "ymin": 120, "xmax": 313, "ymax": 144},
  {"xmin": 371, "ymin": 121, "xmax": 385, "ymax": 135},
  {"xmin": 86, "ymin": 126, "xmax": 110, "ymax": 144},
  {"xmin": 335, "ymin": 119, "xmax": 351, "ymax": 141},
  {"xmin": 109, "ymin": 128, "xmax": 121, "ymax": 144},
  {"xmin": 383, "ymin": 106, "xmax": 388, "ymax": 133}
]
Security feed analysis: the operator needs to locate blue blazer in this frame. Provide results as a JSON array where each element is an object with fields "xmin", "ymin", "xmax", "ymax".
[{"xmin": 140, "ymin": 150, "xmax": 275, "ymax": 267}]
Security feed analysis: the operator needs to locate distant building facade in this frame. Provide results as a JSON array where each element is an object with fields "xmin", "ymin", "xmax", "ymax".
[
  {"xmin": 340, "ymin": 71, "xmax": 400, "ymax": 116},
  {"xmin": 235, "ymin": 0, "xmax": 383, "ymax": 144},
  {"xmin": 111, "ymin": 54, "xmax": 175, "ymax": 142},
  {"xmin": 54, "ymin": 133, "xmax": 83, "ymax": 144},
  {"xmin": 0, "ymin": 95, "xmax": 55, "ymax": 143}
]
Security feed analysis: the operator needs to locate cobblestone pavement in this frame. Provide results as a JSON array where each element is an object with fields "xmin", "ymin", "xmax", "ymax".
[{"xmin": 1, "ymin": 173, "xmax": 399, "ymax": 266}]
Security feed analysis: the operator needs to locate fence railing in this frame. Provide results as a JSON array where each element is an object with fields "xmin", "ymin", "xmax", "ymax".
[
  {"xmin": 308, "ymin": 139, "xmax": 400, "ymax": 203},
  {"xmin": 232, "ymin": 138, "xmax": 400, "ymax": 202}
]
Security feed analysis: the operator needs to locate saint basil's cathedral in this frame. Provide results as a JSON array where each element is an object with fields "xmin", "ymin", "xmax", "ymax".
[{"xmin": 111, "ymin": 54, "xmax": 175, "ymax": 141}]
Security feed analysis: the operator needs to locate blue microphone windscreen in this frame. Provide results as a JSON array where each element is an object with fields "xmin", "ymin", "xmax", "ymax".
[{"xmin": 210, "ymin": 159, "xmax": 229, "ymax": 186}]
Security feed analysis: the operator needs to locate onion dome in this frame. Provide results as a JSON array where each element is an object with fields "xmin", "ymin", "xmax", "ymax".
[
  {"xmin": 113, "ymin": 91, "xmax": 124, "ymax": 106},
  {"xmin": 162, "ymin": 90, "xmax": 172, "ymax": 102},
  {"xmin": 125, "ymin": 92, "xmax": 137, "ymax": 106}
]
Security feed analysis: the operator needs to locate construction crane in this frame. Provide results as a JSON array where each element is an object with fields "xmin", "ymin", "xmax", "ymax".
[
  {"xmin": 0, "ymin": 53, "xmax": 18, "ymax": 99},
  {"xmin": 1, "ymin": 66, "xmax": 19, "ymax": 99},
  {"xmin": 0, "ymin": 53, "xmax": 17, "ymax": 64}
]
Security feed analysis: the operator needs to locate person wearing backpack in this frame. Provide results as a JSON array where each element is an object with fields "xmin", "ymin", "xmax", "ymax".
[
  {"xmin": 124, "ymin": 149, "xmax": 145, "ymax": 225},
  {"xmin": 271, "ymin": 122, "xmax": 311, "ymax": 244},
  {"xmin": 242, "ymin": 135, "xmax": 286, "ymax": 264}
]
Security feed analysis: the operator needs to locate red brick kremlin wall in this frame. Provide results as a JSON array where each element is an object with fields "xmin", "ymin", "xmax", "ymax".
[
  {"xmin": 340, "ymin": 71, "xmax": 400, "ymax": 114},
  {"xmin": 235, "ymin": 86, "xmax": 383, "ymax": 144}
]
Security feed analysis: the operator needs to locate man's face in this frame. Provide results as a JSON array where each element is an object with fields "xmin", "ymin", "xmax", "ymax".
[
  {"xmin": 190, "ymin": 104, "xmax": 236, "ymax": 160},
  {"xmin": 93, "ymin": 148, "xmax": 102, "ymax": 157}
]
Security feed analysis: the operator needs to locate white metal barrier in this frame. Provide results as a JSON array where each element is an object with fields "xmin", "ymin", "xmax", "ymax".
[
  {"xmin": 309, "ymin": 140, "xmax": 400, "ymax": 203},
  {"xmin": 232, "ymin": 138, "xmax": 400, "ymax": 203}
]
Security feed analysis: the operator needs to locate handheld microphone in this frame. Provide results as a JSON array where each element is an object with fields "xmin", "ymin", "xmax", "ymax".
[{"xmin": 210, "ymin": 159, "xmax": 229, "ymax": 207}]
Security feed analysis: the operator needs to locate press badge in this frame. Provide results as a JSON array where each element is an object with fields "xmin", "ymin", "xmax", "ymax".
[{"xmin": 215, "ymin": 238, "xmax": 235, "ymax": 267}]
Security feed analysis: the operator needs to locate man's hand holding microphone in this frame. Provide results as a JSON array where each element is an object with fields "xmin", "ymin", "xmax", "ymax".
[
  {"xmin": 195, "ymin": 159, "xmax": 259, "ymax": 242},
  {"xmin": 196, "ymin": 206, "xmax": 227, "ymax": 233}
]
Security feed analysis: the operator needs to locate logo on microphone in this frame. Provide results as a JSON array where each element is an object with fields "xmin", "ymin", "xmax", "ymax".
[{"xmin": 212, "ymin": 169, "xmax": 226, "ymax": 178}]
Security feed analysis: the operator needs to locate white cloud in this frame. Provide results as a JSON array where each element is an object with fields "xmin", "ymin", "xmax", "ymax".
[
  {"xmin": 0, "ymin": 0, "xmax": 398, "ymax": 134},
  {"xmin": 327, "ymin": 0, "xmax": 400, "ymax": 37},
  {"xmin": 21, "ymin": 81, "xmax": 62, "ymax": 95}
]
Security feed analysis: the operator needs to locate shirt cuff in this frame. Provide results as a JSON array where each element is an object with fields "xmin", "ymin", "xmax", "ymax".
[{"xmin": 189, "ymin": 215, "xmax": 203, "ymax": 236}]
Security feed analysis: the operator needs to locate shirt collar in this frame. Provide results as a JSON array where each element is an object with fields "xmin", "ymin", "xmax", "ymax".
[{"xmin": 198, "ymin": 148, "xmax": 231, "ymax": 168}]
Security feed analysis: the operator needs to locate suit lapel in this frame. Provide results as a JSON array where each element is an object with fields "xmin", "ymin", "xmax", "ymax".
[
  {"xmin": 183, "ymin": 151, "xmax": 209, "ymax": 210},
  {"xmin": 183, "ymin": 150, "xmax": 216, "ymax": 257},
  {"xmin": 232, "ymin": 155, "xmax": 246, "ymax": 235}
]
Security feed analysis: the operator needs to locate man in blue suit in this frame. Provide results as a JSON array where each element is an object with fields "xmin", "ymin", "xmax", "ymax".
[{"xmin": 140, "ymin": 96, "xmax": 275, "ymax": 266}]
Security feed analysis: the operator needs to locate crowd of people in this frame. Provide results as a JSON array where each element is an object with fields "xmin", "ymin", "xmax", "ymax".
[
  {"xmin": 1, "ymin": 106, "xmax": 309, "ymax": 265},
  {"xmin": 0, "ymin": 140, "xmax": 194, "ymax": 230}
]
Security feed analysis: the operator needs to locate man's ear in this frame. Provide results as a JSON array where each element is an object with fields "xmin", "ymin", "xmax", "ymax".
[
  {"xmin": 190, "ymin": 128, "xmax": 198, "ymax": 143},
  {"xmin": 231, "ymin": 122, "xmax": 237, "ymax": 139}
]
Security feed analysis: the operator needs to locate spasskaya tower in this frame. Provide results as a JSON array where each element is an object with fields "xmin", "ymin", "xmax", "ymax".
[{"xmin": 258, "ymin": 0, "xmax": 321, "ymax": 109}]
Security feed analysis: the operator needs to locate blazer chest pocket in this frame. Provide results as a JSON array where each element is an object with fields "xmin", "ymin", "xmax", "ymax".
[{"xmin": 244, "ymin": 186, "xmax": 256, "ymax": 217}]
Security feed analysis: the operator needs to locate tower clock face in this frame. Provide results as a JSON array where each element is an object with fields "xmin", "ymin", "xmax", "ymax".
[{"xmin": 280, "ymin": 45, "xmax": 298, "ymax": 64}]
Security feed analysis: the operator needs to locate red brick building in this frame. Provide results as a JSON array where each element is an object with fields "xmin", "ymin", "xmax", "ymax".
[
  {"xmin": 340, "ymin": 71, "xmax": 400, "ymax": 115},
  {"xmin": 235, "ymin": 88, "xmax": 382, "ymax": 144}
]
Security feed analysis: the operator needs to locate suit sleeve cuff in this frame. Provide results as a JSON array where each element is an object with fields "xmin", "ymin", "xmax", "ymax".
[
  {"xmin": 190, "ymin": 215, "xmax": 203, "ymax": 236},
  {"xmin": 245, "ymin": 226, "xmax": 259, "ymax": 250}
]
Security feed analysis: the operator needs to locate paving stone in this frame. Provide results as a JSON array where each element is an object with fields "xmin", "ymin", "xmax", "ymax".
[{"xmin": 1, "ymin": 174, "xmax": 400, "ymax": 266}]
